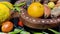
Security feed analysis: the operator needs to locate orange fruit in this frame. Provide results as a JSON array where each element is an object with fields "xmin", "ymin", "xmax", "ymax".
[
  {"xmin": 1, "ymin": 21, "xmax": 13, "ymax": 33},
  {"xmin": 27, "ymin": 2, "xmax": 44, "ymax": 18}
]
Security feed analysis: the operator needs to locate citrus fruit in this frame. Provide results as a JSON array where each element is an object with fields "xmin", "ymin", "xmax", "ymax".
[
  {"xmin": 1, "ymin": 21, "xmax": 13, "ymax": 33},
  {"xmin": 1, "ymin": 1, "xmax": 13, "ymax": 9},
  {"xmin": 27, "ymin": 2, "xmax": 44, "ymax": 18},
  {"xmin": 48, "ymin": 2, "xmax": 55, "ymax": 8},
  {"xmin": 0, "ymin": 3, "xmax": 9, "ymax": 12},
  {"xmin": 0, "ymin": 3, "xmax": 10, "ymax": 25}
]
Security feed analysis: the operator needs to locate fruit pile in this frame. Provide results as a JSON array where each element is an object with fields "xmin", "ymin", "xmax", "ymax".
[
  {"xmin": 27, "ymin": 0, "xmax": 60, "ymax": 18},
  {"xmin": 0, "ymin": 1, "xmax": 30, "ymax": 34},
  {"xmin": 0, "ymin": 0, "xmax": 60, "ymax": 34}
]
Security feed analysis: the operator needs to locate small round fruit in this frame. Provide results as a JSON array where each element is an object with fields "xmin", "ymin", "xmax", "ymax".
[
  {"xmin": 1, "ymin": 21, "xmax": 13, "ymax": 33},
  {"xmin": 27, "ymin": 2, "xmax": 44, "ymax": 18},
  {"xmin": 48, "ymin": 2, "xmax": 55, "ymax": 8}
]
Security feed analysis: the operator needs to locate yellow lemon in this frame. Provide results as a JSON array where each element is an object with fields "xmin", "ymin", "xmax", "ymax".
[
  {"xmin": 1, "ymin": 1, "xmax": 13, "ymax": 9},
  {"xmin": 0, "ymin": 3, "xmax": 9, "ymax": 12},
  {"xmin": 27, "ymin": 2, "xmax": 44, "ymax": 18},
  {"xmin": 0, "ymin": 3, "xmax": 10, "ymax": 25}
]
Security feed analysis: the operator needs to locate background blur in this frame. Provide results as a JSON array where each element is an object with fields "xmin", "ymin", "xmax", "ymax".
[{"xmin": 0, "ymin": 0, "xmax": 17, "ymax": 4}]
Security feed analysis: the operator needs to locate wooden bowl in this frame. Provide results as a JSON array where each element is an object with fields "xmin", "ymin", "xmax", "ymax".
[{"xmin": 20, "ymin": 8, "xmax": 60, "ymax": 29}]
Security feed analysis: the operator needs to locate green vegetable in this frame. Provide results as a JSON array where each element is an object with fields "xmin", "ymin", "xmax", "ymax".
[
  {"xmin": 15, "ymin": 7, "xmax": 21, "ymax": 12},
  {"xmin": 13, "ymin": 2, "xmax": 25, "ymax": 14},
  {"xmin": 8, "ymin": 32, "xmax": 17, "ymax": 34},
  {"xmin": 14, "ymin": 2, "xmax": 26, "ymax": 7},
  {"xmin": 42, "ymin": 32, "xmax": 48, "ymax": 34},
  {"xmin": 14, "ymin": 28, "xmax": 22, "ymax": 33},
  {"xmin": 48, "ymin": 28, "xmax": 60, "ymax": 34},
  {"xmin": 34, "ymin": 32, "xmax": 43, "ymax": 34},
  {"xmin": 20, "ymin": 31, "xmax": 30, "ymax": 34}
]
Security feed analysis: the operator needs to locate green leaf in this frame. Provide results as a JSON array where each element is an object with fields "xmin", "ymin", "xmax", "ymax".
[
  {"xmin": 48, "ymin": 28, "xmax": 60, "ymax": 34},
  {"xmin": 14, "ymin": 2, "xmax": 25, "ymax": 7},
  {"xmin": 20, "ymin": 31, "xmax": 30, "ymax": 34},
  {"xmin": 15, "ymin": 7, "xmax": 21, "ymax": 12},
  {"xmin": 14, "ymin": 28, "xmax": 22, "ymax": 33},
  {"xmin": 8, "ymin": 32, "xmax": 17, "ymax": 34},
  {"xmin": 34, "ymin": 33, "xmax": 43, "ymax": 34},
  {"xmin": 12, "ymin": 8, "xmax": 15, "ymax": 11},
  {"xmin": 42, "ymin": 32, "xmax": 48, "ymax": 34},
  {"xmin": 33, "ymin": 32, "xmax": 43, "ymax": 34}
]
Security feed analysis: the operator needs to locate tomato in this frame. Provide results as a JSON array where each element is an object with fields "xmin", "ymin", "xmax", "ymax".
[{"xmin": 18, "ymin": 21, "xmax": 23, "ymax": 27}]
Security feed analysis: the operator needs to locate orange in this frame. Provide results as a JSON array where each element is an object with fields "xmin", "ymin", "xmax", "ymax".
[
  {"xmin": 1, "ymin": 21, "xmax": 13, "ymax": 33},
  {"xmin": 27, "ymin": 2, "xmax": 44, "ymax": 18}
]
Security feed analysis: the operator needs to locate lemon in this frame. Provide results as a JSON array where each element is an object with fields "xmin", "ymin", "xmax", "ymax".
[
  {"xmin": 0, "ymin": 3, "xmax": 10, "ymax": 25},
  {"xmin": 1, "ymin": 1, "xmax": 13, "ymax": 9},
  {"xmin": 0, "ymin": 3, "xmax": 9, "ymax": 12},
  {"xmin": 27, "ymin": 2, "xmax": 44, "ymax": 18}
]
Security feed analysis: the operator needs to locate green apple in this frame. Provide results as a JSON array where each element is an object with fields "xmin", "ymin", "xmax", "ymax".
[{"xmin": 48, "ymin": 2, "xmax": 55, "ymax": 8}]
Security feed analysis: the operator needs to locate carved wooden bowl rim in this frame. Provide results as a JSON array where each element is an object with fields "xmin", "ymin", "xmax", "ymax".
[{"xmin": 21, "ymin": 8, "xmax": 60, "ymax": 25}]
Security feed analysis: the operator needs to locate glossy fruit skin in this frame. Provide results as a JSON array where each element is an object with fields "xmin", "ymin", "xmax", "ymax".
[
  {"xmin": 27, "ymin": 2, "xmax": 44, "ymax": 18},
  {"xmin": 18, "ymin": 21, "xmax": 23, "ymax": 27},
  {"xmin": 1, "ymin": 21, "xmax": 13, "ymax": 33}
]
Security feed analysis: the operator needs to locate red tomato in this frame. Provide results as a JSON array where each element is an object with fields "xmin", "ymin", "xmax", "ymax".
[{"xmin": 18, "ymin": 21, "xmax": 23, "ymax": 27}]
